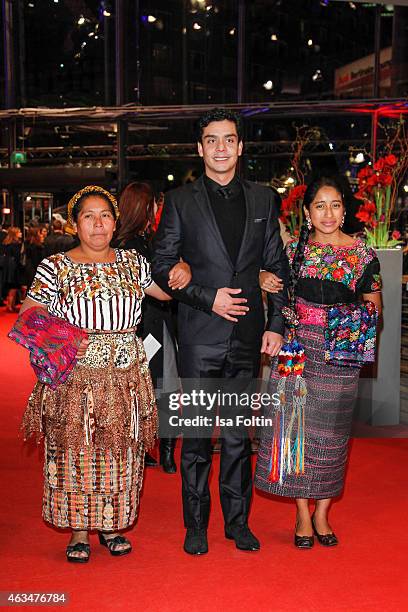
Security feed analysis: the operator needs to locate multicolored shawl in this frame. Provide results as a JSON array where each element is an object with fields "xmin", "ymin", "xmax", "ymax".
[
  {"xmin": 324, "ymin": 301, "xmax": 378, "ymax": 367},
  {"xmin": 8, "ymin": 306, "xmax": 87, "ymax": 389}
]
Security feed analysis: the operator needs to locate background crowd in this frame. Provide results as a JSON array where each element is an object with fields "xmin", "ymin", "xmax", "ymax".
[{"xmin": 0, "ymin": 219, "xmax": 76, "ymax": 312}]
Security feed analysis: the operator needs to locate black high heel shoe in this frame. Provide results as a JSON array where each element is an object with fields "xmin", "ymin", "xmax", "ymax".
[
  {"xmin": 98, "ymin": 532, "xmax": 132, "ymax": 556},
  {"xmin": 311, "ymin": 515, "xmax": 338, "ymax": 547},
  {"xmin": 294, "ymin": 521, "xmax": 314, "ymax": 549}
]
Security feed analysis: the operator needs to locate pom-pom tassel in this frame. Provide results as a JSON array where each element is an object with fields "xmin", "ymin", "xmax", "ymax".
[{"xmin": 268, "ymin": 327, "xmax": 307, "ymax": 482}]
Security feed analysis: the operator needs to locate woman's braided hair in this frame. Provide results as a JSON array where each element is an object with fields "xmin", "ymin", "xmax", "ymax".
[{"xmin": 289, "ymin": 175, "xmax": 346, "ymax": 309}]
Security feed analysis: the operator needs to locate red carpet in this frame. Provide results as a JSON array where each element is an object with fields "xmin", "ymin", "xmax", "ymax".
[{"xmin": 1, "ymin": 308, "xmax": 407, "ymax": 611}]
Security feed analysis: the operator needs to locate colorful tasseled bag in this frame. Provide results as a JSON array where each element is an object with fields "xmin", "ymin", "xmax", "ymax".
[{"xmin": 268, "ymin": 307, "xmax": 307, "ymax": 484}]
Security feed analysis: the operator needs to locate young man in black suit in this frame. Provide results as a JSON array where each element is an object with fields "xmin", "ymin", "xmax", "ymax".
[{"xmin": 152, "ymin": 108, "xmax": 289, "ymax": 555}]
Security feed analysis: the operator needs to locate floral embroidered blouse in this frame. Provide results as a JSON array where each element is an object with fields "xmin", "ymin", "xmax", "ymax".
[
  {"xmin": 27, "ymin": 249, "xmax": 153, "ymax": 331},
  {"xmin": 287, "ymin": 238, "xmax": 382, "ymax": 305}
]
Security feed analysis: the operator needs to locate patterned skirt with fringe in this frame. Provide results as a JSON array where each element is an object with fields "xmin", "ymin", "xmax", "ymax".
[
  {"xmin": 255, "ymin": 322, "xmax": 360, "ymax": 500},
  {"xmin": 23, "ymin": 331, "xmax": 157, "ymax": 531}
]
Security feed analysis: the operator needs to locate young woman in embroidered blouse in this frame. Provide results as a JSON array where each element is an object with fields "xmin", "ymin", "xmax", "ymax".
[
  {"xmin": 255, "ymin": 176, "xmax": 382, "ymax": 549},
  {"xmin": 19, "ymin": 186, "xmax": 190, "ymax": 562}
]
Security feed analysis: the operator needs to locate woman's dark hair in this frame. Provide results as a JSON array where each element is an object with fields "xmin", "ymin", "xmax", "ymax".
[
  {"xmin": 26, "ymin": 227, "xmax": 44, "ymax": 247},
  {"xmin": 289, "ymin": 175, "xmax": 345, "ymax": 308},
  {"xmin": 71, "ymin": 190, "xmax": 116, "ymax": 223},
  {"xmin": 3, "ymin": 226, "xmax": 21, "ymax": 245},
  {"xmin": 196, "ymin": 107, "xmax": 243, "ymax": 142},
  {"xmin": 115, "ymin": 182, "xmax": 156, "ymax": 246}
]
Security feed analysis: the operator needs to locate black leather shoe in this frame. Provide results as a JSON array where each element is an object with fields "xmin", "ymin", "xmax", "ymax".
[
  {"xmin": 294, "ymin": 533, "xmax": 314, "ymax": 549},
  {"xmin": 183, "ymin": 528, "xmax": 208, "ymax": 555},
  {"xmin": 160, "ymin": 438, "xmax": 177, "ymax": 473},
  {"xmin": 225, "ymin": 525, "xmax": 260, "ymax": 551},
  {"xmin": 145, "ymin": 452, "xmax": 158, "ymax": 467},
  {"xmin": 312, "ymin": 516, "xmax": 338, "ymax": 547}
]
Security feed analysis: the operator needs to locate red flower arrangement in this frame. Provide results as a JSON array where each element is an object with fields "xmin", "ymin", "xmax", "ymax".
[
  {"xmin": 355, "ymin": 153, "xmax": 402, "ymax": 247},
  {"xmin": 280, "ymin": 184, "xmax": 307, "ymax": 237}
]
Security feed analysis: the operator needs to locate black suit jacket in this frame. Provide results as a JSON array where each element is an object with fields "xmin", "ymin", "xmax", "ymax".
[{"xmin": 152, "ymin": 175, "xmax": 289, "ymax": 346}]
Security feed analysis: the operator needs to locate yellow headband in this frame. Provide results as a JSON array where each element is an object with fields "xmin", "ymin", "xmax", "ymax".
[{"xmin": 66, "ymin": 185, "xmax": 119, "ymax": 231}]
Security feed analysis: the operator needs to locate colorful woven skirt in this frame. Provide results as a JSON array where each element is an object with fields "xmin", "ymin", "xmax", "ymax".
[
  {"xmin": 23, "ymin": 331, "xmax": 158, "ymax": 530},
  {"xmin": 255, "ymin": 321, "xmax": 360, "ymax": 499}
]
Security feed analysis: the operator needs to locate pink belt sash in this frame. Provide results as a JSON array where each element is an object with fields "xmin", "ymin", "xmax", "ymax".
[{"xmin": 296, "ymin": 301, "xmax": 326, "ymax": 326}]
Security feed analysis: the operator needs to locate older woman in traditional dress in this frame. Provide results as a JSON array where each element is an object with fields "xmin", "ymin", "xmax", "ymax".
[
  {"xmin": 255, "ymin": 176, "xmax": 382, "ymax": 548},
  {"xmin": 18, "ymin": 186, "xmax": 187, "ymax": 562}
]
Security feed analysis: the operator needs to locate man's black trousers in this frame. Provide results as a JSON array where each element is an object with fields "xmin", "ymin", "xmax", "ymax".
[{"xmin": 178, "ymin": 336, "xmax": 261, "ymax": 530}]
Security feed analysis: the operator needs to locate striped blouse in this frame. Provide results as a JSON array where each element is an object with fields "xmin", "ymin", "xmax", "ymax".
[{"xmin": 27, "ymin": 249, "xmax": 153, "ymax": 331}]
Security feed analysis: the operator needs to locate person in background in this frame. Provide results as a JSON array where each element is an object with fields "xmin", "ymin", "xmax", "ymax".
[
  {"xmin": 40, "ymin": 226, "xmax": 48, "ymax": 240},
  {"xmin": 255, "ymin": 176, "xmax": 382, "ymax": 549},
  {"xmin": 24, "ymin": 227, "xmax": 45, "ymax": 289},
  {"xmin": 43, "ymin": 219, "xmax": 75, "ymax": 256},
  {"xmin": 1, "ymin": 227, "xmax": 24, "ymax": 311},
  {"xmin": 115, "ymin": 181, "xmax": 191, "ymax": 473}
]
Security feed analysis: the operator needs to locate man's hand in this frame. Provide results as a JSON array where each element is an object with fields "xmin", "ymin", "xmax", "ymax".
[
  {"xmin": 261, "ymin": 331, "xmax": 283, "ymax": 356},
  {"xmin": 259, "ymin": 271, "xmax": 284, "ymax": 294},
  {"xmin": 168, "ymin": 261, "xmax": 192, "ymax": 290},
  {"xmin": 212, "ymin": 288, "xmax": 249, "ymax": 322},
  {"xmin": 76, "ymin": 337, "xmax": 90, "ymax": 359}
]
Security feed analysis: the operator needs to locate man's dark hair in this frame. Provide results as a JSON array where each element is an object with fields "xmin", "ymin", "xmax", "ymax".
[
  {"xmin": 196, "ymin": 108, "xmax": 243, "ymax": 143},
  {"xmin": 51, "ymin": 219, "xmax": 63, "ymax": 232}
]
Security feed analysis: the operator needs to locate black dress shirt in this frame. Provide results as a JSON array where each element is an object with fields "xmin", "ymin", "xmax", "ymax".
[{"xmin": 204, "ymin": 175, "xmax": 246, "ymax": 265}]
